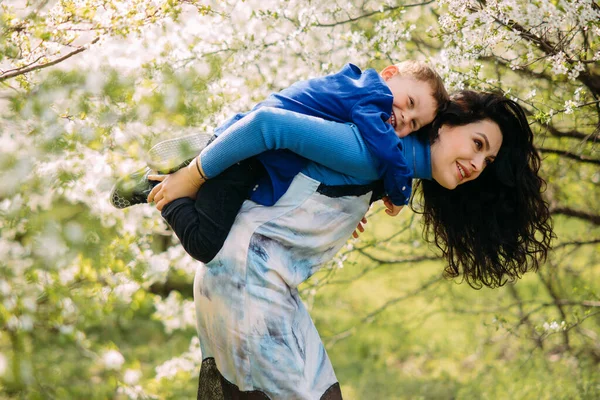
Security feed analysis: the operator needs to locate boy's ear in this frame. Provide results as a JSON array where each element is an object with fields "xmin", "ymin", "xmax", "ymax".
[{"xmin": 381, "ymin": 65, "xmax": 399, "ymax": 81}]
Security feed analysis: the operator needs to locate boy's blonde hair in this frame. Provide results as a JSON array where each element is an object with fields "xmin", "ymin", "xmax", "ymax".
[{"xmin": 396, "ymin": 61, "xmax": 449, "ymax": 111}]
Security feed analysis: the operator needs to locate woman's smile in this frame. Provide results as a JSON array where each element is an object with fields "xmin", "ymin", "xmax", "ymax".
[
  {"xmin": 457, "ymin": 162, "xmax": 465, "ymax": 181},
  {"xmin": 430, "ymin": 119, "xmax": 503, "ymax": 189}
]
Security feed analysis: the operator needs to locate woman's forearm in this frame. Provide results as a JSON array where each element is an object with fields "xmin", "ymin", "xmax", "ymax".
[{"xmin": 199, "ymin": 107, "xmax": 379, "ymax": 181}]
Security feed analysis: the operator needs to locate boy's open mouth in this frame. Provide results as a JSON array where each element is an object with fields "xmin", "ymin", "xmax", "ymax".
[{"xmin": 389, "ymin": 111, "xmax": 397, "ymax": 128}]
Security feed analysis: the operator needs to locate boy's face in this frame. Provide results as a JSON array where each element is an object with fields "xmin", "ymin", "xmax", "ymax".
[{"xmin": 381, "ymin": 66, "xmax": 438, "ymax": 138}]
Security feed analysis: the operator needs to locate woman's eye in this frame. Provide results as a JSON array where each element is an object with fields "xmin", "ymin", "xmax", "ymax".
[
  {"xmin": 485, "ymin": 158, "xmax": 492, "ymax": 166},
  {"xmin": 474, "ymin": 139, "xmax": 483, "ymax": 150}
]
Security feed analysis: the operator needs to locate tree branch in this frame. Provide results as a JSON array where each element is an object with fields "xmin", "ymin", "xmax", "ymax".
[
  {"xmin": 553, "ymin": 238, "xmax": 600, "ymax": 249},
  {"xmin": 538, "ymin": 147, "xmax": 600, "ymax": 165},
  {"xmin": 149, "ymin": 279, "xmax": 193, "ymax": 298},
  {"xmin": 480, "ymin": 54, "xmax": 556, "ymax": 83},
  {"xmin": 501, "ymin": 22, "xmax": 600, "ymax": 97},
  {"xmin": 324, "ymin": 276, "xmax": 442, "ymax": 347},
  {"xmin": 357, "ymin": 249, "xmax": 439, "ymax": 265},
  {"xmin": 318, "ymin": 251, "xmax": 439, "ymax": 286},
  {"xmin": 0, "ymin": 37, "xmax": 99, "ymax": 82},
  {"xmin": 551, "ymin": 207, "xmax": 600, "ymax": 226},
  {"xmin": 540, "ymin": 125, "xmax": 598, "ymax": 141},
  {"xmin": 555, "ymin": 300, "xmax": 600, "ymax": 308},
  {"xmin": 470, "ymin": 2, "xmax": 600, "ymax": 97},
  {"xmin": 508, "ymin": 284, "xmax": 544, "ymax": 348},
  {"xmin": 314, "ymin": 1, "xmax": 435, "ymax": 27}
]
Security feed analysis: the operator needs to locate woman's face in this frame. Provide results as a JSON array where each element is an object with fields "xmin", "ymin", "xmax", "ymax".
[{"xmin": 430, "ymin": 119, "xmax": 503, "ymax": 190}]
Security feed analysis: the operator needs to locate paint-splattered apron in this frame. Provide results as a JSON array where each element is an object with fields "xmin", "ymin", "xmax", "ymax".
[{"xmin": 194, "ymin": 172, "xmax": 375, "ymax": 399}]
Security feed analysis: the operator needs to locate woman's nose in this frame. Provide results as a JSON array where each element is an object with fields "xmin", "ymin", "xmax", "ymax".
[{"xmin": 471, "ymin": 156, "xmax": 485, "ymax": 172}]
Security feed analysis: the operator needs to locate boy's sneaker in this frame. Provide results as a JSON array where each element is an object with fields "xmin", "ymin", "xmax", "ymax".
[
  {"xmin": 110, "ymin": 167, "xmax": 159, "ymax": 209},
  {"xmin": 110, "ymin": 133, "xmax": 213, "ymax": 209},
  {"xmin": 146, "ymin": 132, "xmax": 214, "ymax": 174}
]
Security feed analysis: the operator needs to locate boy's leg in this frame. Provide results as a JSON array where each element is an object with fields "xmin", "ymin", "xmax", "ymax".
[
  {"xmin": 110, "ymin": 167, "xmax": 159, "ymax": 209},
  {"xmin": 161, "ymin": 157, "xmax": 266, "ymax": 264},
  {"xmin": 146, "ymin": 132, "xmax": 214, "ymax": 173}
]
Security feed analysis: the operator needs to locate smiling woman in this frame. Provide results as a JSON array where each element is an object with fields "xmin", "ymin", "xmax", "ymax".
[{"xmin": 415, "ymin": 91, "xmax": 553, "ymax": 289}]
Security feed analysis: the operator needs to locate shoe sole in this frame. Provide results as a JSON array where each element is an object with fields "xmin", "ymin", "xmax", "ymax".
[
  {"xmin": 110, "ymin": 168, "xmax": 154, "ymax": 209},
  {"xmin": 146, "ymin": 133, "xmax": 213, "ymax": 174}
]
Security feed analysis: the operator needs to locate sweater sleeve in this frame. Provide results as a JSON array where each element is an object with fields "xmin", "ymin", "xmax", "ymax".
[
  {"xmin": 199, "ymin": 107, "xmax": 379, "ymax": 181},
  {"xmin": 350, "ymin": 95, "xmax": 413, "ymax": 205}
]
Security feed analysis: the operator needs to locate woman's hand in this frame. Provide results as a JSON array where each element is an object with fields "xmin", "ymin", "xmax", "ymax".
[
  {"xmin": 383, "ymin": 196, "xmax": 403, "ymax": 216},
  {"xmin": 147, "ymin": 158, "xmax": 205, "ymax": 211}
]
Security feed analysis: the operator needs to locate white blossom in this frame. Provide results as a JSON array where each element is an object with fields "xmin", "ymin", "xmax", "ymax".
[
  {"xmin": 155, "ymin": 337, "xmax": 202, "ymax": 380},
  {"xmin": 0, "ymin": 353, "xmax": 7, "ymax": 377},
  {"xmin": 143, "ymin": 253, "xmax": 171, "ymax": 285},
  {"xmin": 114, "ymin": 278, "xmax": 141, "ymax": 303},
  {"xmin": 4, "ymin": 294, "xmax": 17, "ymax": 311},
  {"xmin": 59, "ymin": 325, "xmax": 75, "ymax": 335},
  {"xmin": 524, "ymin": 89, "xmax": 537, "ymax": 100},
  {"xmin": 59, "ymin": 265, "xmax": 79, "ymax": 285},
  {"xmin": 102, "ymin": 349, "xmax": 126, "ymax": 371},
  {"xmin": 563, "ymin": 100, "xmax": 577, "ymax": 114},
  {"xmin": 153, "ymin": 292, "xmax": 196, "ymax": 334},
  {"xmin": 543, "ymin": 320, "xmax": 567, "ymax": 333},
  {"xmin": 0, "ymin": 280, "xmax": 11, "ymax": 296},
  {"xmin": 117, "ymin": 385, "xmax": 157, "ymax": 400},
  {"xmin": 124, "ymin": 368, "xmax": 143, "ymax": 385}
]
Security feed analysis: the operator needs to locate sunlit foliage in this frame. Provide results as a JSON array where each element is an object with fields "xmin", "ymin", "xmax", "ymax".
[{"xmin": 0, "ymin": 0, "xmax": 598, "ymax": 398}]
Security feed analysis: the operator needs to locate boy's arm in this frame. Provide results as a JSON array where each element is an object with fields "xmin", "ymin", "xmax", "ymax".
[
  {"xmin": 200, "ymin": 107, "xmax": 379, "ymax": 181},
  {"xmin": 148, "ymin": 107, "xmax": 381, "ymax": 210},
  {"xmin": 350, "ymin": 95, "xmax": 413, "ymax": 206},
  {"xmin": 212, "ymin": 111, "xmax": 249, "ymax": 136}
]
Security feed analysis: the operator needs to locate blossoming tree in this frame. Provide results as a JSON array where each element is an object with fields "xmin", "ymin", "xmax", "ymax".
[{"xmin": 0, "ymin": 0, "xmax": 598, "ymax": 398}]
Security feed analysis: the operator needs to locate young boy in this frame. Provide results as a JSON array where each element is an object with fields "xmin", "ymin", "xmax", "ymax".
[{"xmin": 111, "ymin": 62, "xmax": 448, "ymax": 261}]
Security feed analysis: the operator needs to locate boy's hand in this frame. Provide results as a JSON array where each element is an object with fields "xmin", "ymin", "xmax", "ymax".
[
  {"xmin": 383, "ymin": 196, "xmax": 404, "ymax": 216},
  {"xmin": 352, "ymin": 216, "xmax": 368, "ymax": 239},
  {"xmin": 147, "ymin": 161, "xmax": 205, "ymax": 211}
]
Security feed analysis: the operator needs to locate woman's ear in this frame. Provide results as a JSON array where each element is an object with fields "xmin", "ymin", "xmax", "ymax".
[{"xmin": 380, "ymin": 65, "xmax": 399, "ymax": 81}]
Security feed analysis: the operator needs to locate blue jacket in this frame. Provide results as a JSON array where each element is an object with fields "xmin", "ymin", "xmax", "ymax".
[{"xmin": 214, "ymin": 64, "xmax": 412, "ymax": 206}]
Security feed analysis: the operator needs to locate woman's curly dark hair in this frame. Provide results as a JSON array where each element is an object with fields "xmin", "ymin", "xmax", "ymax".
[{"xmin": 411, "ymin": 91, "xmax": 554, "ymax": 289}]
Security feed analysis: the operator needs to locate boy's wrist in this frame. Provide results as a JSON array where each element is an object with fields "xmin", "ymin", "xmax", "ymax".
[
  {"xmin": 194, "ymin": 155, "xmax": 207, "ymax": 180},
  {"xmin": 186, "ymin": 156, "xmax": 206, "ymax": 188}
]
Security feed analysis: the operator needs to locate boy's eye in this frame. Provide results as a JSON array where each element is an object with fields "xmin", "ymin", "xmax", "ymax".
[
  {"xmin": 409, "ymin": 97, "xmax": 414, "ymax": 107},
  {"xmin": 411, "ymin": 120, "xmax": 417, "ymax": 130}
]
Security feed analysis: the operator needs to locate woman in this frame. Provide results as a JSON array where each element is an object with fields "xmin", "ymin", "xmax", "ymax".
[{"xmin": 149, "ymin": 91, "xmax": 553, "ymax": 399}]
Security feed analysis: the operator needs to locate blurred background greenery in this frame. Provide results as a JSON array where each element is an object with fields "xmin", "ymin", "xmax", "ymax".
[{"xmin": 0, "ymin": 0, "xmax": 598, "ymax": 398}]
